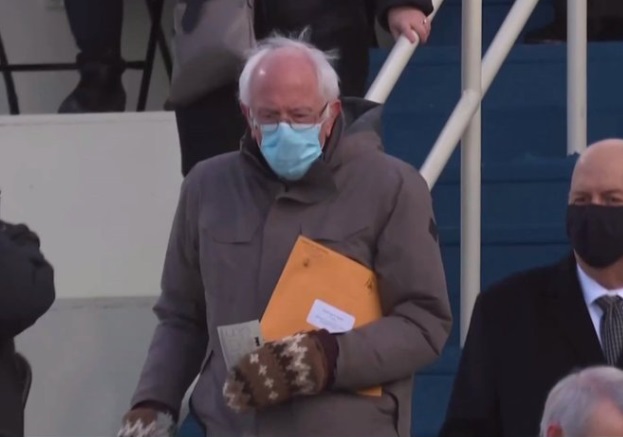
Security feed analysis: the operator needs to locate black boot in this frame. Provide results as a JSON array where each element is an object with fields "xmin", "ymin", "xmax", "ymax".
[{"xmin": 58, "ymin": 52, "xmax": 126, "ymax": 113}]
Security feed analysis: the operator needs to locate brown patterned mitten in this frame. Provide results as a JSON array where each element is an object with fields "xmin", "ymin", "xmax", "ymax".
[
  {"xmin": 117, "ymin": 407, "xmax": 175, "ymax": 437},
  {"xmin": 222, "ymin": 330, "xmax": 338, "ymax": 412}
]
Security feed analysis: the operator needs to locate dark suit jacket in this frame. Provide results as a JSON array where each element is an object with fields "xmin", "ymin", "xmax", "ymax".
[{"xmin": 439, "ymin": 254, "xmax": 608, "ymax": 437}]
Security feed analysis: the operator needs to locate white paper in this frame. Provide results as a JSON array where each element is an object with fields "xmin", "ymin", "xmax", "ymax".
[
  {"xmin": 217, "ymin": 320, "xmax": 264, "ymax": 370},
  {"xmin": 306, "ymin": 299, "xmax": 355, "ymax": 334}
]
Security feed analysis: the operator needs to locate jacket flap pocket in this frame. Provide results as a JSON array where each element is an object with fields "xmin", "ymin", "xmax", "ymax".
[
  {"xmin": 201, "ymin": 215, "xmax": 259, "ymax": 244},
  {"xmin": 301, "ymin": 221, "xmax": 369, "ymax": 243}
]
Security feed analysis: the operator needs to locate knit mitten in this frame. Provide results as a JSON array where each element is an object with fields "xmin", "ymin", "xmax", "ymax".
[
  {"xmin": 223, "ymin": 329, "xmax": 338, "ymax": 412},
  {"xmin": 117, "ymin": 407, "xmax": 175, "ymax": 437}
]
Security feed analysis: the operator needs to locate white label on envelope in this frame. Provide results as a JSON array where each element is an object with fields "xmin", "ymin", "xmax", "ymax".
[
  {"xmin": 217, "ymin": 320, "xmax": 264, "ymax": 370},
  {"xmin": 306, "ymin": 299, "xmax": 355, "ymax": 334}
]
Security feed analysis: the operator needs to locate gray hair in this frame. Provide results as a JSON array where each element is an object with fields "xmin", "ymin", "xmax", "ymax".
[
  {"xmin": 238, "ymin": 33, "xmax": 340, "ymax": 106},
  {"xmin": 540, "ymin": 366, "xmax": 623, "ymax": 436}
]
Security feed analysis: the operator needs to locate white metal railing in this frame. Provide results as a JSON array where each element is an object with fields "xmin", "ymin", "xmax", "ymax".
[
  {"xmin": 458, "ymin": 0, "xmax": 482, "ymax": 346},
  {"xmin": 367, "ymin": 0, "xmax": 587, "ymax": 344},
  {"xmin": 568, "ymin": 0, "xmax": 587, "ymax": 155}
]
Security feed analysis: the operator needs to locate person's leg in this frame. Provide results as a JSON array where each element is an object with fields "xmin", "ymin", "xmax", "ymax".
[
  {"xmin": 59, "ymin": 0, "xmax": 126, "ymax": 113},
  {"xmin": 0, "ymin": 349, "xmax": 25, "ymax": 437},
  {"xmin": 175, "ymin": 83, "xmax": 247, "ymax": 177}
]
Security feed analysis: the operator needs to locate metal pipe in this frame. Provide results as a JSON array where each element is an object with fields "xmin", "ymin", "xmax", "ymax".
[
  {"xmin": 420, "ymin": 90, "xmax": 481, "ymax": 187},
  {"xmin": 567, "ymin": 0, "xmax": 587, "ymax": 154},
  {"xmin": 422, "ymin": 0, "xmax": 541, "ymax": 187},
  {"xmin": 420, "ymin": 0, "xmax": 544, "ymax": 344},
  {"xmin": 366, "ymin": 36, "xmax": 420, "ymax": 103},
  {"xmin": 459, "ymin": 0, "xmax": 482, "ymax": 346},
  {"xmin": 481, "ymin": 0, "xmax": 540, "ymax": 93}
]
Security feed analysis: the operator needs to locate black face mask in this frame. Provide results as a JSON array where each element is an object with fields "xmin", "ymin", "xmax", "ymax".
[{"xmin": 566, "ymin": 205, "xmax": 623, "ymax": 269}]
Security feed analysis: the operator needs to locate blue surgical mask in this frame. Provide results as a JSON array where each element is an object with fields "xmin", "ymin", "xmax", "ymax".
[{"xmin": 258, "ymin": 122, "xmax": 323, "ymax": 181}]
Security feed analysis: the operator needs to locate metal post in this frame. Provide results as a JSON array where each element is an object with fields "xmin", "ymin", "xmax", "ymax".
[
  {"xmin": 460, "ymin": 0, "xmax": 482, "ymax": 346},
  {"xmin": 567, "ymin": 0, "xmax": 587, "ymax": 155}
]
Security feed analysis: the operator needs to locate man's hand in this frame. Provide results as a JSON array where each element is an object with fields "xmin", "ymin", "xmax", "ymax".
[
  {"xmin": 117, "ymin": 408, "xmax": 175, "ymax": 437},
  {"xmin": 388, "ymin": 6, "xmax": 432, "ymax": 44},
  {"xmin": 222, "ymin": 330, "xmax": 338, "ymax": 412}
]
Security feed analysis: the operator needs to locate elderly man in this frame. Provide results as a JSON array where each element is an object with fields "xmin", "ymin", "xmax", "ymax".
[
  {"xmin": 439, "ymin": 139, "xmax": 623, "ymax": 437},
  {"xmin": 119, "ymin": 36, "xmax": 452, "ymax": 437},
  {"xmin": 540, "ymin": 366, "xmax": 623, "ymax": 437}
]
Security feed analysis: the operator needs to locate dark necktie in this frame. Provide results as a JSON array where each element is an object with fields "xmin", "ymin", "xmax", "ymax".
[{"xmin": 597, "ymin": 295, "xmax": 623, "ymax": 365}]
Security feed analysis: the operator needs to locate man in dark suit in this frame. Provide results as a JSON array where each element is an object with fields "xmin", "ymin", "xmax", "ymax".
[{"xmin": 439, "ymin": 138, "xmax": 623, "ymax": 437}]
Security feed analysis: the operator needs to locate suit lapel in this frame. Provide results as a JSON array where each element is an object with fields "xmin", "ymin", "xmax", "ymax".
[{"xmin": 544, "ymin": 254, "xmax": 605, "ymax": 365}]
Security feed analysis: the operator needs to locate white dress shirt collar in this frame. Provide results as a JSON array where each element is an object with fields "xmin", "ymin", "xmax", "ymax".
[{"xmin": 577, "ymin": 264, "xmax": 623, "ymax": 345}]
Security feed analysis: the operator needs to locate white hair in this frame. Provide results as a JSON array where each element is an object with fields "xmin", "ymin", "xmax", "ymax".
[
  {"xmin": 238, "ymin": 33, "xmax": 340, "ymax": 106},
  {"xmin": 540, "ymin": 366, "xmax": 623, "ymax": 437}
]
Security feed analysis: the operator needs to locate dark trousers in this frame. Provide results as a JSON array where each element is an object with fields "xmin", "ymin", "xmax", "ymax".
[
  {"xmin": 0, "ymin": 344, "xmax": 24, "ymax": 437},
  {"xmin": 63, "ymin": 0, "xmax": 124, "ymax": 60},
  {"xmin": 176, "ymin": 0, "xmax": 372, "ymax": 176}
]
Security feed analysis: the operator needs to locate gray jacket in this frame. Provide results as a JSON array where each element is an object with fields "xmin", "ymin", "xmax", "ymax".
[{"xmin": 132, "ymin": 98, "xmax": 452, "ymax": 437}]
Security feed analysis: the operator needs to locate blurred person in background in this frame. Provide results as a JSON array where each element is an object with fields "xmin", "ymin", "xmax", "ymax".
[
  {"xmin": 525, "ymin": 0, "xmax": 623, "ymax": 43},
  {"xmin": 0, "ymin": 219, "xmax": 55, "ymax": 437},
  {"xmin": 57, "ymin": 0, "xmax": 436, "ymax": 176}
]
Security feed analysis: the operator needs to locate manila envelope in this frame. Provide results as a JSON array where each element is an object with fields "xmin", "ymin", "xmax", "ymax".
[{"xmin": 261, "ymin": 235, "xmax": 383, "ymax": 396}]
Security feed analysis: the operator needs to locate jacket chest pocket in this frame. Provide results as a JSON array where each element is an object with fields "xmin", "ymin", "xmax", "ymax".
[
  {"xmin": 199, "ymin": 218, "xmax": 260, "ymax": 326},
  {"xmin": 301, "ymin": 219, "xmax": 374, "ymax": 269}
]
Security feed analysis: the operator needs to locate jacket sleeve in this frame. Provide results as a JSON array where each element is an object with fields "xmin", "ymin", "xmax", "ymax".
[
  {"xmin": 0, "ymin": 223, "xmax": 55, "ymax": 342},
  {"xmin": 375, "ymin": 0, "xmax": 435, "ymax": 31},
  {"xmin": 332, "ymin": 165, "xmax": 452, "ymax": 390},
  {"xmin": 438, "ymin": 294, "xmax": 501, "ymax": 437},
  {"xmin": 131, "ymin": 172, "xmax": 209, "ymax": 415}
]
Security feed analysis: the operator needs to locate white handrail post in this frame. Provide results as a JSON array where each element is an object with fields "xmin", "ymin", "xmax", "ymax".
[
  {"xmin": 460, "ymin": 0, "xmax": 482, "ymax": 346},
  {"xmin": 366, "ymin": 36, "xmax": 420, "ymax": 104},
  {"xmin": 567, "ymin": 0, "xmax": 587, "ymax": 155},
  {"xmin": 420, "ymin": 91, "xmax": 481, "ymax": 187}
]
